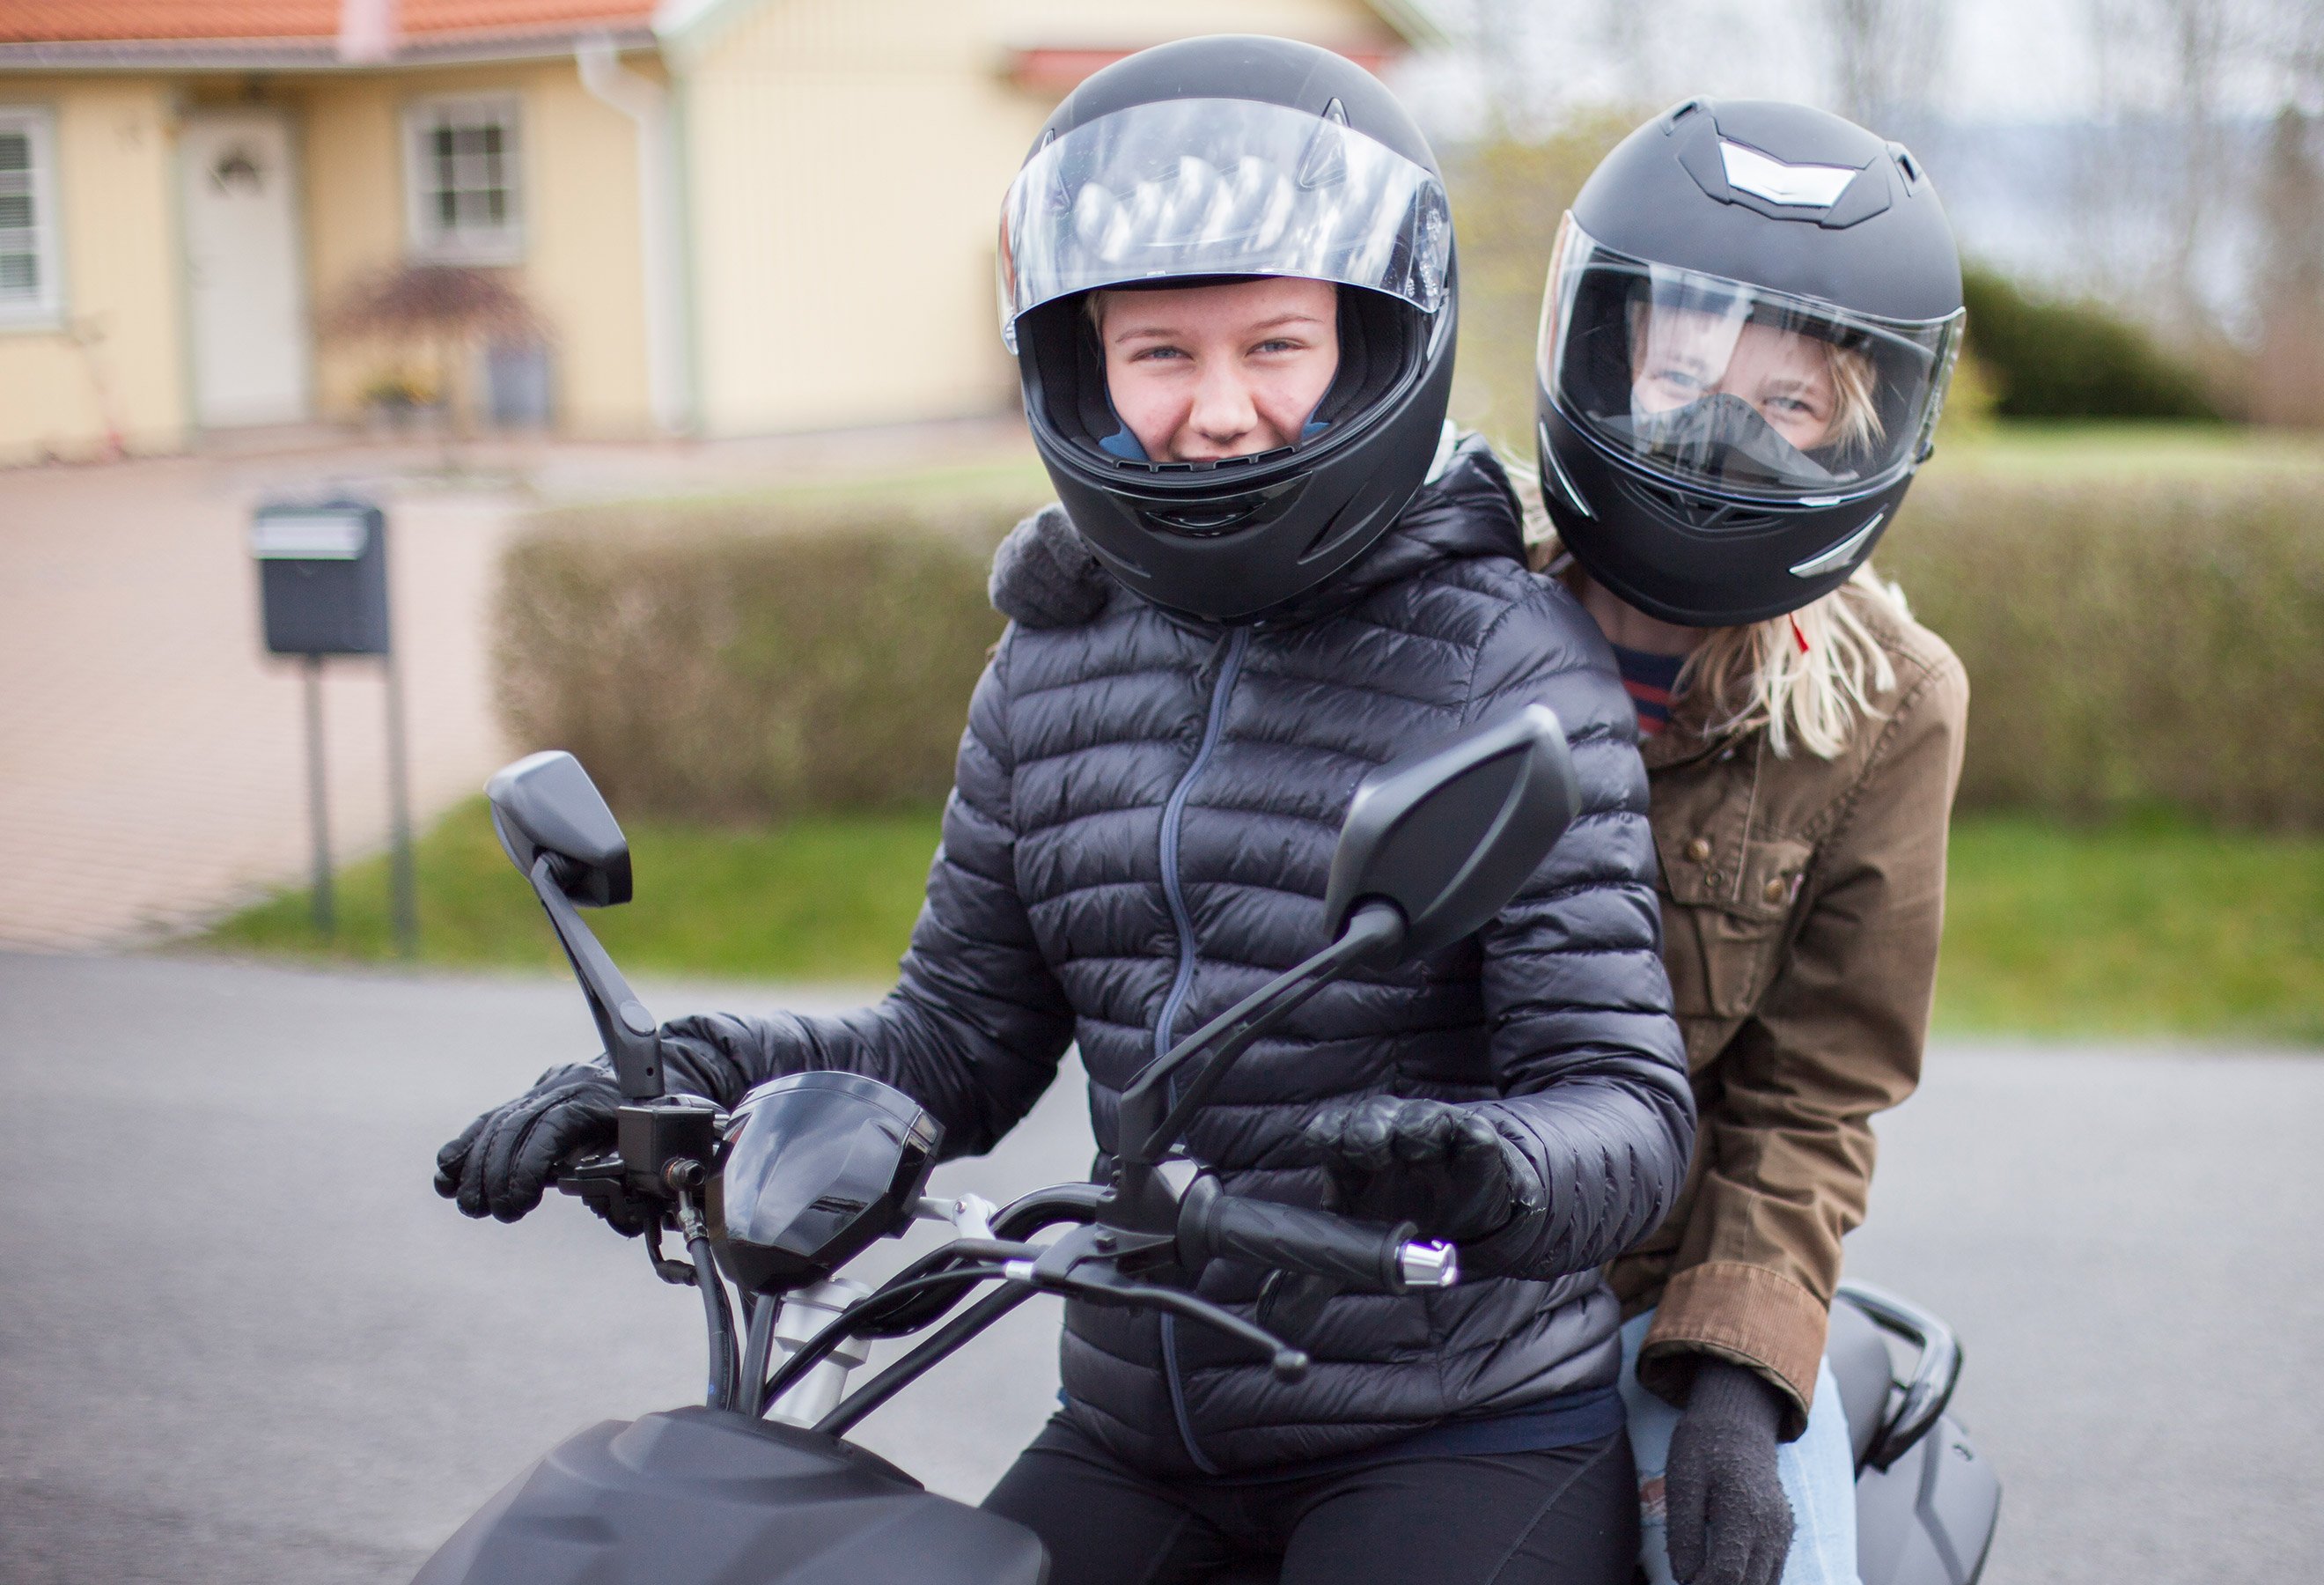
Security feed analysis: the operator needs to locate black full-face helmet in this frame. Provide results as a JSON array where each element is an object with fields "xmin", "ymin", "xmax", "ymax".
[
  {"xmin": 1536, "ymin": 99, "xmax": 1965, "ymax": 627},
  {"xmin": 1000, "ymin": 35, "xmax": 1458, "ymax": 623}
]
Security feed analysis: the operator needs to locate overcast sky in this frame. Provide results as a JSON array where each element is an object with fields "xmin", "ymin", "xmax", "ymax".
[{"xmin": 1390, "ymin": 0, "xmax": 2320, "ymax": 137}]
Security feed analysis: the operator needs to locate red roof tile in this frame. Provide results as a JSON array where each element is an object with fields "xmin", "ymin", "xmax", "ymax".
[{"xmin": 0, "ymin": 0, "xmax": 654, "ymax": 45}]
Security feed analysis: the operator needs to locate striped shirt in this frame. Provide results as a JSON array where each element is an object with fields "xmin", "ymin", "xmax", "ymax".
[{"xmin": 1610, "ymin": 642, "xmax": 1687, "ymax": 738}]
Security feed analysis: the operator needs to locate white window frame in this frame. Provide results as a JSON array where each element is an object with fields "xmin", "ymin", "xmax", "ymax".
[
  {"xmin": 0, "ymin": 106, "xmax": 64, "ymax": 328},
  {"xmin": 401, "ymin": 92, "xmax": 525, "ymax": 264}
]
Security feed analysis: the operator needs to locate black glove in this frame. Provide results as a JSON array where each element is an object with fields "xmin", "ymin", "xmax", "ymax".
[
  {"xmin": 434, "ymin": 1064, "xmax": 625, "ymax": 1228},
  {"xmin": 1665, "ymin": 1357, "xmax": 1794, "ymax": 1585},
  {"xmin": 1298, "ymin": 1096, "xmax": 1530, "ymax": 1243}
]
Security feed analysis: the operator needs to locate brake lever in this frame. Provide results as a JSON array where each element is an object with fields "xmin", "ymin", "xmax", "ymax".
[
  {"xmin": 1007, "ymin": 1225, "xmax": 1309, "ymax": 1382},
  {"xmin": 641, "ymin": 1219, "xmax": 702, "ymax": 1286},
  {"xmin": 551, "ymin": 1147, "xmax": 694, "ymax": 1276}
]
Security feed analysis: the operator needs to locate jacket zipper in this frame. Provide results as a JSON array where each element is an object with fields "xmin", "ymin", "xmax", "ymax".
[{"xmin": 1153, "ymin": 624, "xmax": 1247, "ymax": 1475}]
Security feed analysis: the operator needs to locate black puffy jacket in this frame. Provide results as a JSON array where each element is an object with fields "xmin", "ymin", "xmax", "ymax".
[{"xmin": 654, "ymin": 439, "xmax": 1693, "ymax": 1478}]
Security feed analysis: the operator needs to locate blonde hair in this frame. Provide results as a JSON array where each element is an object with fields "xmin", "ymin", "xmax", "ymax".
[
  {"xmin": 1514, "ymin": 472, "xmax": 1908, "ymax": 761},
  {"xmin": 1677, "ymin": 565, "xmax": 1905, "ymax": 759},
  {"xmin": 1820, "ymin": 340, "xmax": 1886, "ymax": 465}
]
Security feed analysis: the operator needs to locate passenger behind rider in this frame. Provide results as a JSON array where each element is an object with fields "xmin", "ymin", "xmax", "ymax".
[{"xmin": 1533, "ymin": 103, "xmax": 1974, "ymax": 1585}]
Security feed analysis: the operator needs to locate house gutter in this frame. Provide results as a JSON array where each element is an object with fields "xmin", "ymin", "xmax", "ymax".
[
  {"xmin": 576, "ymin": 32, "xmax": 693, "ymax": 436},
  {"xmin": 0, "ymin": 27, "xmax": 658, "ymax": 71}
]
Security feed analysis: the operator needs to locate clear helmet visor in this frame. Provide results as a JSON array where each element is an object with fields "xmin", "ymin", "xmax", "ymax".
[
  {"xmin": 1538, "ymin": 217, "xmax": 1962, "ymax": 500},
  {"xmin": 1000, "ymin": 97, "xmax": 1451, "ymax": 351}
]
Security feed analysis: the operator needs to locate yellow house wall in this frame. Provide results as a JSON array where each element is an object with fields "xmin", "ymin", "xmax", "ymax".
[
  {"xmin": 290, "ymin": 60, "xmax": 654, "ymax": 436},
  {"xmin": 0, "ymin": 77, "xmax": 186, "ymax": 467},
  {"xmin": 675, "ymin": 0, "xmax": 1399, "ymax": 438}
]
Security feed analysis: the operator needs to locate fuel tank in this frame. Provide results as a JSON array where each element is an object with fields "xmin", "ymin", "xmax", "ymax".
[{"xmin": 412, "ymin": 1406, "xmax": 1048, "ymax": 1585}]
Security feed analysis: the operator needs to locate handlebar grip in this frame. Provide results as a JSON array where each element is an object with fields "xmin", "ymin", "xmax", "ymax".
[{"xmin": 1179, "ymin": 1179, "xmax": 1427, "ymax": 1295}]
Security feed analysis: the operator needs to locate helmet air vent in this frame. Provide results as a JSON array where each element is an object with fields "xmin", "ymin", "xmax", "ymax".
[
  {"xmin": 1144, "ymin": 498, "xmax": 1268, "ymax": 536},
  {"xmin": 1297, "ymin": 98, "xmax": 1351, "ymax": 189},
  {"xmin": 1613, "ymin": 473, "xmax": 1782, "ymax": 536},
  {"xmin": 1717, "ymin": 141, "xmax": 1860, "ymax": 209},
  {"xmin": 1789, "ymin": 511, "xmax": 1886, "ymax": 578}
]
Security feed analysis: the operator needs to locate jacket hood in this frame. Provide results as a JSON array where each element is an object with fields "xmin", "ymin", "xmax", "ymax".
[{"xmin": 990, "ymin": 435, "xmax": 1528, "ymax": 631}]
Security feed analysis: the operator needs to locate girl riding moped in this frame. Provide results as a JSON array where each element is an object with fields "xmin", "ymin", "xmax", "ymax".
[{"xmin": 437, "ymin": 36, "xmax": 1695, "ymax": 1585}]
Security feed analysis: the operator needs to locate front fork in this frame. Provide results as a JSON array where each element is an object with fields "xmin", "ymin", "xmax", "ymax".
[{"xmin": 732, "ymin": 1193, "xmax": 1003, "ymax": 1426}]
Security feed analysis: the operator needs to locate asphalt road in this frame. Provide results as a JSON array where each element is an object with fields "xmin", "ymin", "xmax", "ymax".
[{"xmin": 2, "ymin": 953, "xmax": 2318, "ymax": 1584}]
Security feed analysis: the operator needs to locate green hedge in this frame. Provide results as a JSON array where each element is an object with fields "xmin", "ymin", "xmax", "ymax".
[
  {"xmin": 498, "ymin": 464, "xmax": 2324, "ymax": 830},
  {"xmin": 1880, "ymin": 469, "xmax": 2323, "ymax": 828},
  {"xmin": 497, "ymin": 495, "xmax": 1025, "ymax": 822},
  {"xmin": 1958, "ymin": 268, "xmax": 2220, "ymax": 420}
]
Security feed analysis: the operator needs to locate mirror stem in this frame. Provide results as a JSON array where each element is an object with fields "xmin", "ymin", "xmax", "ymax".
[
  {"xmin": 529, "ymin": 855, "xmax": 665, "ymax": 1100},
  {"xmin": 1122, "ymin": 901, "xmax": 1405, "ymax": 1175}
]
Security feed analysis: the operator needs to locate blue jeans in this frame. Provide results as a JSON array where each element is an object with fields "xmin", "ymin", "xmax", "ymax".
[{"xmin": 1619, "ymin": 1310, "xmax": 1862, "ymax": 1585}]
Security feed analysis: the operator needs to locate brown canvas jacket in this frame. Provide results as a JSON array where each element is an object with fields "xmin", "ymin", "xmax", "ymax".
[{"xmin": 1607, "ymin": 586, "xmax": 1969, "ymax": 1439}]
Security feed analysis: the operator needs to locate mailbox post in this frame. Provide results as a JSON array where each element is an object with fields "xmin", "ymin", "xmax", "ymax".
[{"xmin": 250, "ymin": 498, "xmax": 417, "ymax": 956}]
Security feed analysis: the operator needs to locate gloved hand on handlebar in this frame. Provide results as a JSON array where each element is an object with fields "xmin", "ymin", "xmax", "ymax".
[
  {"xmin": 1298, "ymin": 1096, "xmax": 1540, "ymax": 1246},
  {"xmin": 1665, "ymin": 1356, "xmax": 1794, "ymax": 1585},
  {"xmin": 434, "ymin": 1063, "xmax": 630, "ymax": 1230}
]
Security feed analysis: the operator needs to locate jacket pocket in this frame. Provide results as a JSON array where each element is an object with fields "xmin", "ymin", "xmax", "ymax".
[{"xmin": 1656, "ymin": 829, "xmax": 1816, "ymax": 1021}]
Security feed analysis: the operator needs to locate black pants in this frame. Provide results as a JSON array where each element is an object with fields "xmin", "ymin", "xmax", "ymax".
[{"xmin": 982, "ymin": 1414, "xmax": 1638, "ymax": 1585}]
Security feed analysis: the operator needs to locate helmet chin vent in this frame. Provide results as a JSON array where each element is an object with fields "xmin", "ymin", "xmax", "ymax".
[
  {"xmin": 1613, "ymin": 474, "xmax": 1783, "ymax": 535},
  {"xmin": 1143, "ymin": 498, "xmax": 1268, "ymax": 536}
]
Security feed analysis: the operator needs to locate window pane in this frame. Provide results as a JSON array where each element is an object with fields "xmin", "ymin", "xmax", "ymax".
[
  {"xmin": 0, "ymin": 252, "xmax": 36, "ymax": 296},
  {"xmin": 0, "ymin": 133, "xmax": 27, "ymax": 173},
  {"xmin": 412, "ymin": 104, "xmax": 518, "ymax": 247},
  {"xmin": 0, "ymin": 193, "xmax": 28, "ymax": 228}
]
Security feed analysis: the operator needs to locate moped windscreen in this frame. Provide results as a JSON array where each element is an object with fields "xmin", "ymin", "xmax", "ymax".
[{"xmin": 707, "ymin": 1072, "xmax": 941, "ymax": 1295}]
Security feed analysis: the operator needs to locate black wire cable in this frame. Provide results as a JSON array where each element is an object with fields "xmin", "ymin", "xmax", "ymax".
[
  {"xmin": 845, "ymin": 1238, "xmax": 1041, "ymax": 1340},
  {"xmin": 680, "ymin": 1219, "xmax": 739, "ymax": 1409},
  {"xmin": 757, "ymin": 1265, "xmax": 1011, "ymax": 1416},
  {"xmin": 813, "ymin": 1285, "xmax": 1036, "ymax": 1437}
]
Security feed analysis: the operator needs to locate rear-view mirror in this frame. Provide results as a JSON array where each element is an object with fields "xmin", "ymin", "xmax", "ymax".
[
  {"xmin": 486, "ymin": 750, "xmax": 633, "ymax": 908},
  {"xmin": 1320, "ymin": 704, "xmax": 1580, "ymax": 960}
]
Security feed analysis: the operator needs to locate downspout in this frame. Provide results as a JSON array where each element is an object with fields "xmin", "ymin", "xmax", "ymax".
[
  {"xmin": 337, "ymin": 0, "xmax": 397, "ymax": 63},
  {"xmin": 577, "ymin": 32, "xmax": 693, "ymax": 436}
]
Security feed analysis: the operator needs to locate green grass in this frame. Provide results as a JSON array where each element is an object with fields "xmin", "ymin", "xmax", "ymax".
[
  {"xmin": 194, "ymin": 803, "xmax": 2324, "ymax": 1046},
  {"xmin": 195, "ymin": 797, "xmax": 942, "ymax": 985},
  {"xmin": 1926, "ymin": 419, "xmax": 2324, "ymax": 481},
  {"xmin": 1934, "ymin": 815, "xmax": 2323, "ymax": 1044}
]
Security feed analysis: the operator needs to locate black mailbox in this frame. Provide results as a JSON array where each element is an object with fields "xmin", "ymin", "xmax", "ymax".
[{"xmin": 252, "ymin": 498, "xmax": 390, "ymax": 656}]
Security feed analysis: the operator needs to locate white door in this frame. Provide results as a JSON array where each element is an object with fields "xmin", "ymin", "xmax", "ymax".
[{"xmin": 182, "ymin": 112, "xmax": 311, "ymax": 428}]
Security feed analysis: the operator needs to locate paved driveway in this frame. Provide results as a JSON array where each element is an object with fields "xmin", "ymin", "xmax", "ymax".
[
  {"xmin": 0, "ymin": 421, "xmax": 1035, "ymax": 951},
  {"xmin": 0, "ymin": 953, "xmax": 2318, "ymax": 1584},
  {"xmin": 0, "ymin": 453, "xmax": 518, "ymax": 949}
]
